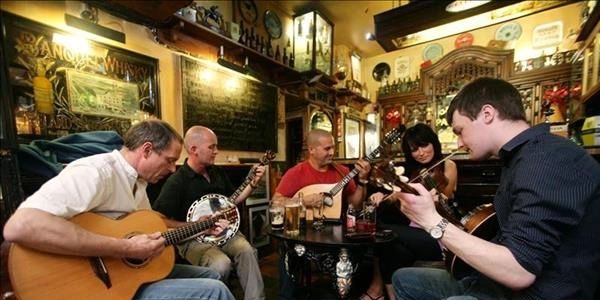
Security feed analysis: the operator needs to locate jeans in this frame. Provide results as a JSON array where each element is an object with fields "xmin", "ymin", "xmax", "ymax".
[
  {"xmin": 392, "ymin": 268, "xmax": 508, "ymax": 300},
  {"xmin": 135, "ymin": 264, "xmax": 235, "ymax": 300},
  {"xmin": 179, "ymin": 232, "xmax": 265, "ymax": 300}
]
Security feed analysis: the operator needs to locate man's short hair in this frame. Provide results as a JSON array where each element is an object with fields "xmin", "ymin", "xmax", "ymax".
[
  {"xmin": 123, "ymin": 120, "xmax": 183, "ymax": 152},
  {"xmin": 447, "ymin": 77, "xmax": 526, "ymax": 125},
  {"xmin": 306, "ymin": 129, "xmax": 333, "ymax": 147}
]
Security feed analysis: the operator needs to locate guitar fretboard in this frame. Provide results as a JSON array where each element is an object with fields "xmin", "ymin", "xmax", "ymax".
[
  {"xmin": 162, "ymin": 209, "xmax": 235, "ymax": 245},
  {"xmin": 228, "ymin": 152, "xmax": 274, "ymax": 203},
  {"xmin": 328, "ymin": 141, "xmax": 385, "ymax": 196}
]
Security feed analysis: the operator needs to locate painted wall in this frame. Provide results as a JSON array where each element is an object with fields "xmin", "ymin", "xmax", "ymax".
[
  {"xmin": 362, "ymin": 2, "xmax": 586, "ymax": 99},
  {"xmin": 1, "ymin": 0, "xmax": 287, "ymax": 163}
]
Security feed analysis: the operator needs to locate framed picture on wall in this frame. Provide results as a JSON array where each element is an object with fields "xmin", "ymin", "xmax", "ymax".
[
  {"xmin": 1, "ymin": 11, "xmax": 160, "ymax": 138},
  {"xmin": 350, "ymin": 52, "xmax": 362, "ymax": 83},
  {"xmin": 248, "ymin": 205, "xmax": 270, "ymax": 248},
  {"xmin": 344, "ymin": 117, "xmax": 361, "ymax": 159}
]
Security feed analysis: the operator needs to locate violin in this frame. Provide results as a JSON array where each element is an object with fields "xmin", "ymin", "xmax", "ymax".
[{"xmin": 368, "ymin": 160, "xmax": 463, "ymax": 226}]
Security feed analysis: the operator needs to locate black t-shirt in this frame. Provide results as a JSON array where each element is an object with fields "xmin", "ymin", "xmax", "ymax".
[{"xmin": 152, "ymin": 160, "xmax": 235, "ymax": 222}]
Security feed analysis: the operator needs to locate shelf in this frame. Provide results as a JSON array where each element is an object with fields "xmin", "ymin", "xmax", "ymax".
[
  {"xmin": 162, "ymin": 15, "xmax": 301, "ymax": 84},
  {"xmin": 335, "ymin": 88, "xmax": 371, "ymax": 110}
]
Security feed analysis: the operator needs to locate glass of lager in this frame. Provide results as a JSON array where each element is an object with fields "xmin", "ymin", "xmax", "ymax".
[{"xmin": 284, "ymin": 197, "xmax": 301, "ymax": 235}]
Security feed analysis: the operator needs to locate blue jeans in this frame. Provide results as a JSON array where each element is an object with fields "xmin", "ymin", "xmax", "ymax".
[
  {"xmin": 392, "ymin": 268, "xmax": 508, "ymax": 300},
  {"xmin": 134, "ymin": 264, "xmax": 235, "ymax": 300}
]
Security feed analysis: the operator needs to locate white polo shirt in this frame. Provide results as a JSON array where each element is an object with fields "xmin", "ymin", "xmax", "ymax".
[{"xmin": 19, "ymin": 150, "xmax": 150, "ymax": 219}]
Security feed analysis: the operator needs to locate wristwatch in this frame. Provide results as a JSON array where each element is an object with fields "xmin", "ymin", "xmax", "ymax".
[
  {"xmin": 358, "ymin": 178, "xmax": 369, "ymax": 186},
  {"xmin": 429, "ymin": 218, "xmax": 449, "ymax": 240}
]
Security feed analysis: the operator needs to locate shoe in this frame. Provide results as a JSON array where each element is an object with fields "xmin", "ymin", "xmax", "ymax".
[{"xmin": 359, "ymin": 292, "xmax": 384, "ymax": 300}]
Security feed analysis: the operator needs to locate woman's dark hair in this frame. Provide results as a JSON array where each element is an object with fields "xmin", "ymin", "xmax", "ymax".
[{"xmin": 400, "ymin": 123, "xmax": 446, "ymax": 187}]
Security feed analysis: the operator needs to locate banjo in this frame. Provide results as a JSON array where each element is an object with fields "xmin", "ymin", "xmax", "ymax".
[{"xmin": 186, "ymin": 151, "xmax": 275, "ymax": 246}]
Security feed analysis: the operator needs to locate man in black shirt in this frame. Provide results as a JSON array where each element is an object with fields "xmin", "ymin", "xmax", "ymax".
[
  {"xmin": 392, "ymin": 78, "xmax": 600, "ymax": 300},
  {"xmin": 153, "ymin": 125, "xmax": 265, "ymax": 300}
]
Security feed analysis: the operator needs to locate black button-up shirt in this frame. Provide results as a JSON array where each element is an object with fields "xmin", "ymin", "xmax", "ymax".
[{"xmin": 492, "ymin": 124, "xmax": 600, "ymax": 300}]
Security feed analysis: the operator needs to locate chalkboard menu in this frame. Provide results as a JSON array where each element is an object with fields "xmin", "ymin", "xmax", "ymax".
[{"xmin": 181, "ymin": 56, "xmax": 277, "ymax": 152}]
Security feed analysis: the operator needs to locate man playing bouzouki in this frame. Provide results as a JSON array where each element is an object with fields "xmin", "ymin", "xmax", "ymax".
[
  {"xmin": 272, "ymin": 129, "xmax": 371, "ymax": 300},
  {"xmin": 3, "ymin": 120, "xmax": 234, "ymax": 300},
  {"xmin": 392, "ymin": 78, "xmax": 600, "ymax": 300}
]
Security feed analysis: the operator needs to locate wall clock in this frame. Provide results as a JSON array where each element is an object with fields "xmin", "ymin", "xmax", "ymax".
[
  {"xmin": 239, "ymin": 0, "xmax": 258, "ymax": 24},
  {"xmin": 264, "ymin": 10, "xmax": 282, "ymax": 39},
  {"xmin": 495, "ymin": 22, "xmax": 522, "ymax": 41}
]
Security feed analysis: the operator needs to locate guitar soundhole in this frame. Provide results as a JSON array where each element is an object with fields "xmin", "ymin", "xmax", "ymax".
[{"xmin": 123, "ymin": 257, "xmax": 149, "ymax": 268}]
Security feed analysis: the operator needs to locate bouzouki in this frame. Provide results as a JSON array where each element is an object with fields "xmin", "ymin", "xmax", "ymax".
[
  {"xmin": 186, "ymin": 151, "xmax": 275, "ymax": 246},
  {"xmin": 8, "ymin": 208, "xmax": 237, "ymax": 300},
  {"xmin": 294, "ymin": 127, "xmax": 404, "ymax": 221}
]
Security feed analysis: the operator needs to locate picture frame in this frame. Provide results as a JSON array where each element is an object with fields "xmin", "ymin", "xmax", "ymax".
[
  {"xmin": 248, "ymin": 205, "xmax": 270, "ymax": 248},
  {"xmin": 394, "ymin": 56, "xmax": 410, "ymax": 79},
  {"xmin": 350, "ymin": 52, "xmax": 362, "ymax": 83},
  {"xmin": 1, "ymin": 11, "xmax": 160, "ymax": 138},
  {"xmin": 344, "ymin": 117, "xmax": 361, "ymax": 159},
  {"xmin": 532, "ymin": 21, "xmax": 563, "ymax": 49}
]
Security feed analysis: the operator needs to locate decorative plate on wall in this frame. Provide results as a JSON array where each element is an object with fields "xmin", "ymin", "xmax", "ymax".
[
  {"xmin": 372, "ymin": 62, "xmax": 391, "ymax": 82},
  {"xmin": 422, "ymin": 43, "xmax": 443, "ymax": 61},
  {"xmin": 455, "ymin": 33, "xmax": 474, "ymax": 48},
  {"xmin": 264, "ymin": 10, "xmax": 282, "ymax": 39},
  {"xmin": 495, "ymin": 22, "xmax": 522, "ymax": 41},
  {"xmin": 239, "ymin": 0, "xmax": 258, "ymax": 24}
]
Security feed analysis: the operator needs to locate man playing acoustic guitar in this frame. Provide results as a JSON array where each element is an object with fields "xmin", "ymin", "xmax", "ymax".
[
  {"xmin": 272, "ymin": 129, "xmax": 371, "ymax": 299},
  {"xmin": 392, "ymin": 78, "xmax": 600, "ymax": 300},
  {"xmin": 3, "ymin": 120, "xmax": 234, "ymax": 300}
]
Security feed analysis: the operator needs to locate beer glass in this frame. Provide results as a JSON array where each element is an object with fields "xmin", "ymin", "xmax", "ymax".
[
  {"xmin": 312, "ymin": 196, "xmax": 325, "ymax": 231},
  {"xmin": 269, "ymin": 204, "xmax": 284, "ymax": 230},
  {"xmin": 284, "ymin": 197, "xmax": 300, "ymax": 235}
]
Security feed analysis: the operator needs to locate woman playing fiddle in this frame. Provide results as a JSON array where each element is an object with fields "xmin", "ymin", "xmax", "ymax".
[{"xmin": 361, "ymin": 123, "xmax": 457, "ymax": 300}]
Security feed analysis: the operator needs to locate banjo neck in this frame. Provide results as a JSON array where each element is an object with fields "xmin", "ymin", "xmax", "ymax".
[{"xmin": 228, "ymin": 150, "xmax": 275, "ymax": 203}]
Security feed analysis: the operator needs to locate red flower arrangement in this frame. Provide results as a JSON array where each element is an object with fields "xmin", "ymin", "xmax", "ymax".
[{"xmin": 385, "ymin": 109, "xmax": 402, "ymax": 127}]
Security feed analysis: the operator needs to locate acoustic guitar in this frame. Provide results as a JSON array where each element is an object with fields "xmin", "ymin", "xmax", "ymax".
[
  {"xmin": 294, "ymin": 126, "xmax": 405, "ymax": 221},
  {"xmin": 8, "ymin": 208, "xmax": 237, "ymax": 300}
]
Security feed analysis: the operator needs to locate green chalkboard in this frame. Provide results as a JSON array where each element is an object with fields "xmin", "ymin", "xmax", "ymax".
[{"xmin": 181, "ymin": 56, "xmax": 277, "ymax": 152}]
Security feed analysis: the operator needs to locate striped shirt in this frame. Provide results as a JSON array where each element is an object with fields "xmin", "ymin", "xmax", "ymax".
[{"xmin": 492, "ymin": 124, "xmax": 600, "ymax": 300}]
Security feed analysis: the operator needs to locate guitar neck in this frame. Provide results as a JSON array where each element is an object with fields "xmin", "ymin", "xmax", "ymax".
[
  {"xmin": 162, "ymin": 210, "xmax": 233, "ymax": 245},
  {"xmin": 329, "ymin": 144, "xmax": 384, "ymax": 196}
]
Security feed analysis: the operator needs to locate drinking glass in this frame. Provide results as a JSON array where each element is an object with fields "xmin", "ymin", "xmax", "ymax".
[
  {"xmin": 284, "ymin": 197, "xmax": 300, "ymax": 236},
  {"xmin": 312, "ymin": 196, "xmax": 325, "ymax": 231},
  {"xmin": 269, "ymin": 204, "xmax": 284, "ymax": 231}
]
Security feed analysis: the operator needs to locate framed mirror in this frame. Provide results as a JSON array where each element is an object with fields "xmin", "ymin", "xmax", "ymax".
[
  {"xmin": 372, "ymin": 62, "xmax": 391, "ymax": 82},
  {"xmin": 310, "ymin": 110, "xmax": 333, "ymax": 132}
]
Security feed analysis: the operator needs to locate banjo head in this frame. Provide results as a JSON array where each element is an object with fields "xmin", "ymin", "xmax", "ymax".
[{"xmin": 186, "ymin": 193, "xmax": 240, "ymax": 246}]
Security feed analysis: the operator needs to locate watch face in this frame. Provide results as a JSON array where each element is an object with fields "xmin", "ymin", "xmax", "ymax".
[
  {"xmin": 264, "ymin": 10, "xmax": 282, "ymax": 39},
  {"xmin": 239, "ymin": 0, "xmax": 258, "ymax": 24},
  {"xmin": 430, "ymin": 227, "xmax": 443, "ymax": 239}
]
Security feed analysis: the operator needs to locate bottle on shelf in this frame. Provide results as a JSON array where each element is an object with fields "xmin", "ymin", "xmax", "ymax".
[
  {"xmin": 289, "ymin": 53, "xmax": 295, "ymax": 68},
  {"xmin": 346, "ymin": 204, "xmax": 356, "ymax": 233},
  {"xmin": 33, "ymin": 60, "xmax": 53, "ymax": 115},
  {"xmin": 238, "ymin": 22, "xmax": 245, "ymax": 44},
  {"xmin": 298, "ymin": 192, "xmax": 306, "ymax": 229},
  {"xmin": 282, "ymin": 47, "xmax": 288, "ymax": 66},
  {"xmin": 274, "ymin": 45, "xmax": 281, "ymax": 61},
  {"xmin": 266, "ymin": 37, "xmax": 274, "ymax": 58}
]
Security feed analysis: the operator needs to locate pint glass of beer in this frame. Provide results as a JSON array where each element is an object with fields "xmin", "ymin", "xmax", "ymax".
[
  {"xmin": 269, "ymin": 205, "xmax": 284, "ymax": 230},
  {"xmin": 284, "ymin": 198, "xmax": 301, "ymax": 235}
]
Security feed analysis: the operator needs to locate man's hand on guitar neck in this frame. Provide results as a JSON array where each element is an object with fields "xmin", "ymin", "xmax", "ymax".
[{"xmin": 354, "ymin": 159, "xmax": 371, "ymax": 183}]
